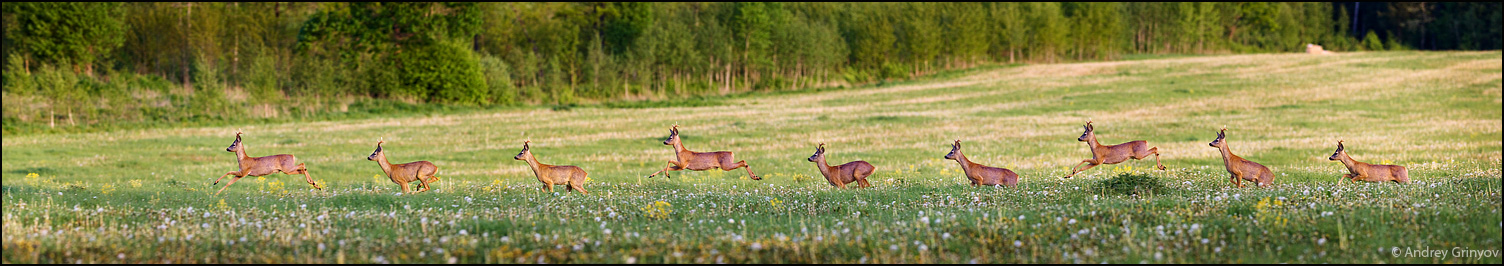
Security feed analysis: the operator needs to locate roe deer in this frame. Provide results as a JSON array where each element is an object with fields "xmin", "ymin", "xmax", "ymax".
[
  {"xmin": 214, "ymin": 132, "xmax": 321, "ymax": 195},
  {"xmin": 1209, "ymin": 128, "xmax": 1273, "ymax": 188},
  {"xmin": 514, "ymin": 141, "xmax": 589, "ymax": 193},
  {"xmin": 1066, "ymin": 121, "xmax": 1166, "ymax": 178},
  {"xmin": 367, "ymin": 140, "xmax": 440, "ymax": 194},
  {"xmin": 1329, "ymin": 140, "xmax": 1410, "ymax": 184},
  {"xmin": 945, "ymin": 140, "xmax": 1019, "ymax": 187},
  {"xmin": 807, "ymin": 143, "xmax": 875, "ymax": 189},
  {"xmin": 646, "ymin": 125, "xmax": 761, "ymax": 180}
]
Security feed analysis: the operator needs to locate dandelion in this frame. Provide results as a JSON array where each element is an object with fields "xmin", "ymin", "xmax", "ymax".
[
  {"xmin": 129, "ymin": 179, "xmax": 143, "ymax": 188},
  {"xmin": 1014, "ymin": 240, "xmax": 1023, "ymax": 247},
  {"xmin": 641, "ymin": 201, "xmax": 673, "ymax": 219}
]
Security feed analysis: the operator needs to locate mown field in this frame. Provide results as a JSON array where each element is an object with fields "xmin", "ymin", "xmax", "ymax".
[{"xmin": 3, "ymin": 51, "xmax": 1500, "ymax": 263}]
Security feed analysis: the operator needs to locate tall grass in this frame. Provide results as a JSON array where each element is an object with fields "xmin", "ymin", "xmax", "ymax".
[{"xmin": 2, "ymin": 51, "xmax": 1499, "ymax": 263}]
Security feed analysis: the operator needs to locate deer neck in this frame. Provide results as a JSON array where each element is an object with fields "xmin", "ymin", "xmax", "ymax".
[
  {"xmin": 814, "ymin": 157, "xmax": 833, "ymax": 176},
  {"xmin": 1086, "ymin": 135, "xmax": 1106, "ymax": 151},
  {"xmin": 673, "ymin": 140, "xmax": 693, "ymax": 158},
  {"xmin": 376, "ymin": 155, "xmax": 395, "ymax": 176},
  {"xmin": 1217, "ymin": 144, "xmax": 1236, "ymax": 168},
  {"xmin": 954, "ymin": 152, "xmax": 977, "ymax": 175},
  {"xmin": 235, "ymin": 147, "xmax": 252, "ymax": 168},
  {"xmin": 1336, "ymin": 153, "xmax": 1361, "ymax": 172},
  {"xmin": 523, "ymin": 155, "xmax": 544, "ymax": 173}
]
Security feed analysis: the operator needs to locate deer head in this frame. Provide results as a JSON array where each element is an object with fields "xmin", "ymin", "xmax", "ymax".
[
  {"xmin": 514, "ymin": 141, "xmax": 532, "ymax": 161},
  {"xmin": 662, "ymin": 125, "xmax": 680, "ymax": 146},
  {"xmin": 944, "ymin": 140, "xmax": 962, "ymax": 160},
  {"xmin": 226, "ymin": 132, "xmax": 244, "ymax": 152},
  {"xmin": 1077, "ymin": 121, "xmax": 1095, "ymax": 142},
  {"xmin": 1328, "ymin": 140, "xmax": 1346, "ymax": 161},
  {"xmin": 367, "ymin": 140, "xmax": 386, "ymax": 161},
  {"xmin": 1208, "ymin": 128, "xmax": 1227, "ymax": 148},
  {"xmin": 807, "ymin": 143, "xmax": 826, "ymax": 162}
]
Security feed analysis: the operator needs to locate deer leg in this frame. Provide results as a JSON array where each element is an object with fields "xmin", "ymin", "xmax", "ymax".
[
  {"xmin": 1066, "ymin": 160, "xmax": 1093, "ymax": 178},
  {"xmin": 400, "ymin": 182, "xmax": 412, "ymax": 194},
  {"xmin": 294, "ymin": 164, "xmax": 320, "ymax": 190},
  {"xmin": 215, "ymin": 176, "xmax": 245, "ymax": 195},
  {"xmin": 1070, "ymin": 162, "xmax": 1102, "ymax": 178},
  {"xmin": 570, "ymin": 182, "xmax": 589, "ymax": 194},
  {"xmin": 1148, "ymin": 147, "xmax": 1165, "ymax": 170},
  {"xmin": 648, "ymin": 161, "xmax": 682, "ymax": 178},
  {"xmin": 722, "ymin": 160, "xmax": 760, "ymax": 180},
  {"xmin": 214, "ymin": 171, "xmax": 240, "ymax": 186},
  {"xmin": 415, "ymin": 175, "xmax": 432, "ymax": 193}
]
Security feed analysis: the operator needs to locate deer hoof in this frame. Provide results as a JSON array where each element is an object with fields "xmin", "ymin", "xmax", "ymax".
[{"xmin": 1158, "ymin": 165, "xmax": 1166, "ymax": 170}]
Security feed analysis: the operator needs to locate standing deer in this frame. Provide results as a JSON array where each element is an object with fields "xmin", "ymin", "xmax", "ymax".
[
  {"xmin": 367, "ymin": 140, "xmax": 440, "ymax": 194},
  {"xmin": 1066, "ymin": 121, "xmax": 1166, "ymax": 178},
  {"xmin": 646, "ymin": 125, "xmax": 761, "ymax": 180},
  {"xmin": 1329, "ymin": 140, "xmax": 1410, "ymax": 184},
  {"xmin": 945, "ymin": 140, "xmax": 1019, "ymax": 187},
  {"xmin": 514, "ymin": 141, "xmax": 589, "ymax": 193},
  {"xmin": 214, "ymin": 132, "xmax": 321, "ymax": 195},
  {"xmin": 1209, "ymin": 128, "xmax": 1273, "ymax": 188},
  {"xmin": 807, "ymin": 143, "xmax": 875, "ymax": 189}
]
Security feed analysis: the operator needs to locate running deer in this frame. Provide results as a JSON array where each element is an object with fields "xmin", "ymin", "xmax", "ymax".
[
  {"xmin": 945, "ymin": 140, "xmax": 1019, "ymax": 187},
  {"xmin": 1209, "ymin": 128, "xmax": 1274, "ymax": 188},
  {"xmin": 646, "ymin": 125, "xmax": 761, "ymax": 180},
  {"xmin": 514, "ymin": 141, "xmax": 589, "ymax": 193},
  {"xmin": 807, "ymin": 143, "xmax": 875, "ymax": 189},
  {"xmin": 367, "ymin": 140, "xmax": 440, "ymax": 194},
  {"xmin": 1066, "ymin": 121, "xmax": 1166, "ymax": 178},
  {"xmin": 213, "ymin": 132, "xmax": 321, "ymax": 195},
  {"xmin": 1329, "ymin": 140, "xmax": 1410, "ymax": 184}
]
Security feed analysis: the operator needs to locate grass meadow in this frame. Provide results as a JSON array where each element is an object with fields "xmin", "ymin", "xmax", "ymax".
[{"xmin": 3, "ymin": 51, "xmax": 1500, "ymax": 263}]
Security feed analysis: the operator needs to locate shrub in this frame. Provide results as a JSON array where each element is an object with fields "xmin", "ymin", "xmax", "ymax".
[
  {"xmin": 478, "ymin": 54, "xmax": 516, "ymax": 105},
  {"xmin": 879, "ymin": 62, "xmax": 910, "ymax": 80},
  {"xmin": 1095, "ymin": 173, "xmax": 1167, "ymax": 197},
  {"xmin": 396, "ymin": 41, "xmax": 488, "ymax": 106},
  {"xmin": 1362, "ymin": 31, "xmax": 1384, "ymax": 51}
]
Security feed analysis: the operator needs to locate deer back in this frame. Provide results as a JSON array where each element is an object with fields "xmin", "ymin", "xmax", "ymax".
[
  {"xmin": 243, "ymin": 154, "xmax": 299, "ymax": 176},
  {"xmin": 833, "ymin": 161, "xmax": 874, "ymax": 183},
  {"xmin": 388, "ymin": 160, "xmax": 437, "ymax": 183}
]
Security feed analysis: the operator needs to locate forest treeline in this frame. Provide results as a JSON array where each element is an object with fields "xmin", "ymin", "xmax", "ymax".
[{"xmin": 2, "ymin": 2, "xmax": 1499, "ymax": 134}]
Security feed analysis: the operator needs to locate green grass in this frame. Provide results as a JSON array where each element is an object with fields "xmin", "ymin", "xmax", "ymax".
[{"xmin": 3, "ymin": 51, "xmax": 1500, "ymax": 263}]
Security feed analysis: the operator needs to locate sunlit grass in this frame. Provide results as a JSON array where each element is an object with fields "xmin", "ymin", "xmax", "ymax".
[{"xmin": 2, "ymin": 51, "xmax": 1500, "ymax": 263}]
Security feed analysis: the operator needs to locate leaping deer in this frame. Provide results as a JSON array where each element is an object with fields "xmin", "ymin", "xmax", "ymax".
[
  {"xmin": 1209, "ymin": 128, "xmax": 1273, "ymax": 188},
  {"xmin": 213, "ymin": 131, "xmax": 320, "ymax": 195},
  {"xmin": 515, "ymin": 141, "xmax": 590, "ymax": 193},
  {"xmin": 367, "ymin": 140, "xmax": 440, "ymax": 194},
  {"xmin": 945, "ymin": 140, "xmax": 1019, "ymax": 187},
  {"xmin": 646, "ymin": 125, "xmax": 761, "ymax": 180},
  {"xmin": 1329, "ymin": 140, "xmax": 1410, "ymax": 184},
  {"xmin": 1065, "ymin": 121, "xmax": 1165, "ymax": 178},
  {"xmin": 807, "ymin": 143, "xmax": 875, "ymax": 189}
]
